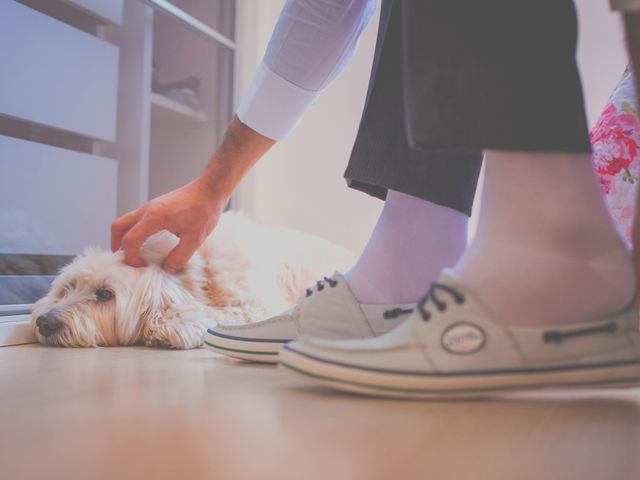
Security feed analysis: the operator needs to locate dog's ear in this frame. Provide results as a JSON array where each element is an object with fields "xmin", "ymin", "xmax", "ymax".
[{"xmin": 123, "ymin": 269, "xmax": 205, "ymax": 349}]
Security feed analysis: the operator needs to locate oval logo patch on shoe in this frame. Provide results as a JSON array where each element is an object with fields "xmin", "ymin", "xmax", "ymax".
[{"xmin": 441, "ymin": 323, "xmax": 486, "ymax": 355}]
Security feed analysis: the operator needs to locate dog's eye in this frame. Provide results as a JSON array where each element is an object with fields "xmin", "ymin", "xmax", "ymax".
[{"xmin": 95, "ymin": 288, "xmax": 115, "ymax": 302}]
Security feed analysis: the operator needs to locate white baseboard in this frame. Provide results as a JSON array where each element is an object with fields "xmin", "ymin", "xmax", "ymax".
[{"xmin": 0, "ymin": 314, "xmax": 36, "ymax": 347}]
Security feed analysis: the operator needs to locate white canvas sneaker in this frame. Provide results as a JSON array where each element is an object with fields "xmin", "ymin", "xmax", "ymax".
[
  {"xmin": 204, "ymin": 273, "xmax": 414, "ymax": 363},
  {"xmin": 278, "ymin": 270, "xmax": 640, "ymax": 399}
]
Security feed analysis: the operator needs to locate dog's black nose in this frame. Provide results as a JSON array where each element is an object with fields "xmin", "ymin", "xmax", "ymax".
[{"xmin": 36, "ymin": 313, "xmax": 63, "ymax": 336}]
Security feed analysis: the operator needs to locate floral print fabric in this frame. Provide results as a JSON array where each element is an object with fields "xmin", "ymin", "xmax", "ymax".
[{"xmin": 591, "ymin": 69, "xmax": 640, "ymax": 247}]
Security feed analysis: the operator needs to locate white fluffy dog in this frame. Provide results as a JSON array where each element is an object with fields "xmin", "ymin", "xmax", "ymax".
[{"xmin": 31, "ymin": 212, "xmax": 353, "ymax": 349}]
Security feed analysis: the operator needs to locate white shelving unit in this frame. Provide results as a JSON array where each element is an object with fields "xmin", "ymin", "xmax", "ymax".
[{"xmin": 0, "ymin": 0, "xmax": 237, "ymax": 346}]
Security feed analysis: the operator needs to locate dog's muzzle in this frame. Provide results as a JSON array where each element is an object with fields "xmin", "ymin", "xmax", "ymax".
[{"xmin": 36, "ymin": 313, "xmax": 63, "ymax": 337}]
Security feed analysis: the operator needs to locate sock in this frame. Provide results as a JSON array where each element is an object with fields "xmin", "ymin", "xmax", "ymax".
[
  {"xmin": 345, "ymin": 190, "xmax": 468, "ymax": 304},
  {"xmin": 452, "ymin": 150, "xmax": 635, "ymax": 326}
]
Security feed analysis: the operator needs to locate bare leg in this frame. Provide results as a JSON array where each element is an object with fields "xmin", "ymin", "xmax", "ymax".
[{"xmin": 452, "ymin": 150, "xmax": 634, "ymax": 325}]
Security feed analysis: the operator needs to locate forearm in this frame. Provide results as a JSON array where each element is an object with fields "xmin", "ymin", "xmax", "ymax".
[
  {"xmin": 624, "ymin": 12, "xmax": 640, "ymax": 96},
  {"xmin": 197, "ymin": 116, "xmax": 276, "ymax": 200},
  {"xmin": 614, "ymin": 0, "xmax": 640, "ymax": 74},
  {"xmin": 620, "ymin": 8, "xmax": 640, "ymax": 302},
  {"xmin": 200, "ymin": 1, "xmax": 376, "ymax": 198}
]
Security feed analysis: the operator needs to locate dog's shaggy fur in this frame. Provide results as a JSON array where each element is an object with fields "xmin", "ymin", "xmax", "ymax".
[{"xmin": 31, "ymin": 212, "xmax": 354, "ymax": 349}]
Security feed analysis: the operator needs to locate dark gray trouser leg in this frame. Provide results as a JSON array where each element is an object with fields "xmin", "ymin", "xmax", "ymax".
[{"xmin": 345, "ymin": 0, "xmax": 483, "ymax": 217}]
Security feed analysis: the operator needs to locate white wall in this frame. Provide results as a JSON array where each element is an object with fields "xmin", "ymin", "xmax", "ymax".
[{"xmin": 235, "ymin": 0, "xmax": 629, "ymax": 254}]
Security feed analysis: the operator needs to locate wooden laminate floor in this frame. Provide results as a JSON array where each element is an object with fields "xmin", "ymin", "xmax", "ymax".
[{"xmin": 1, "ymin": 344, "xmax": 639, "ymax": 480}]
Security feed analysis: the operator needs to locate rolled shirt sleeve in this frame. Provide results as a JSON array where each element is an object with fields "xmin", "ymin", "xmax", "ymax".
[
  {"xmin": 611, "ymin": 0, "xmax": 640, "ymax": 12},
  {"xmin": 237, "ymin": 0, "xmax": 377, "ymax": 140}
]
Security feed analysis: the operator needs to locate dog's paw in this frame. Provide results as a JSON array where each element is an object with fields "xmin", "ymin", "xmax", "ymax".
[
  {"xmin": 143, "ymin": 319, "xmax": 205, "ymax": 349},
  {"xmin": 144, "ymin": 336, "xmax": 203, "ymax": 349}
]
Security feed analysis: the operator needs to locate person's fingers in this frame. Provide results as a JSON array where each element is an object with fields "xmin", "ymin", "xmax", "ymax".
[
  {"xmin": 163, "ymin": 233, "xmax": 202, "ymax": 273},
  {"xmin": 120, "ymin": 219, "xmax": 163, "ymax": 267},
  {"xmin": 111, "ymin": 206, "xmax": 146, "ymax": 252}
]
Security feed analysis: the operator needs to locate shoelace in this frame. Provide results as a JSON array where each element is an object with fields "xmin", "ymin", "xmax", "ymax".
[
  {"xmin": 383, "ymin": 307, "xmax": 414, "ymax": 319},
  {"xmin": 417, "ymin": 282, "xmax": 465, "ymax": 321},
  {"xmin": 306, "ymin": 276, "xmax": 339, "ymax": 297},
  {"xmin": 543, "ymin": 321, "xmax": 617, "ymax": 344}
]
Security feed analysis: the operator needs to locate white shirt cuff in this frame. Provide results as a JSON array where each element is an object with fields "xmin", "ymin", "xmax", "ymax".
[
  {"xmin": 236, "ymin": 62, "xmax": 320, "ymax": 140},
  {"xmin": 611, "ymin": 0, "xmax": 640, "ymax": 12}
]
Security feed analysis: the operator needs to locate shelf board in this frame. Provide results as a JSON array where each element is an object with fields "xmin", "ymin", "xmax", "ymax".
[
  {"xmin": 141, "ymin": 0, "xmax": 236, "ymax": 50},
  {"xmin": 150, "ymin": 92, "xmax": 208, "ymax": 122}
]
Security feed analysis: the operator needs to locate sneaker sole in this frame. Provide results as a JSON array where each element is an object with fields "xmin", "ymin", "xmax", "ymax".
[
  {"xmin": 203, "ymin": 330, "xmax": 287, "ymax": 364},
  {"xmin": 278, "ymin": 346, "xmax": 640, "ymax": 399}
]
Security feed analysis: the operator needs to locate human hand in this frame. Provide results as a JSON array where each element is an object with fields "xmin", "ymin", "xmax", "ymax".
[
  {"xmin": 111, "ymin": 116, "xmax": 275, "ymax": 273},
  {"xmin": 111, "ymin": 179, "xmax": 227, "ymax": 273}
]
